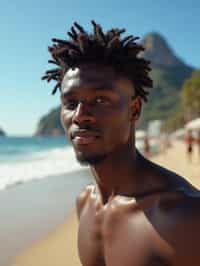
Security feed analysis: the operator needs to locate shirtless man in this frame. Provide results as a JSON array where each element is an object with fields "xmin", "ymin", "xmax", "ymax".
[{"xmin": 42, "ymin": 21, "xmax": 200, "ymax": 266}]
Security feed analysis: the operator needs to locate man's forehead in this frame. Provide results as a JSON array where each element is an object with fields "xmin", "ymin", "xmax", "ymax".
[
  {"xmin": 62, "ymin": 66, "xmax": 116, "ymax": 93},
  {"xmin": 61, "ymin": 65, "xmax": 134, "ymax": 96},
  {"xmin": 63, "ymin": 65, "xmax": 116, "ymax": 81}
]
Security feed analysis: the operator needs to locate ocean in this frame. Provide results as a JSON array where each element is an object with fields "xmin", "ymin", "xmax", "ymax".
[
  {"xmin": 0, "ymin": 135, "xmax": 146, "ymax": 191},
  {"xmin": 0, "ymin": 136, "xmax": 83, "ymax": 191}
]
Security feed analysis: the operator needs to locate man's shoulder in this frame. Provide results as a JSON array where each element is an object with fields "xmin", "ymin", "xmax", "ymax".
[
  {"xmin": 76, "ymin": 184, "xmax": 95, "ymax": 218},
  {"xmin": 157, "ymin": 168, "xmax": 200, "ymax": 216},
  {"xmin": 156, "ymin": 175, "xmax": 200, "ymax": 236},
  {"xmin": 146, "ymin": 158, "xmax": 200, "ymax": 199},
  {"xmin": 146, "ymin": 158, "xmax": 200, "ymax": 218},
  {"xmin": 158, "ymin": 186, "xmax": 200, "ymax": 219}
]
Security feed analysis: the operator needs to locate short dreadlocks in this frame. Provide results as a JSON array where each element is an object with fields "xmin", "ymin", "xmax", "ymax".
[{"xmin": 42, "ymin": 21, "xmax": 152, "ymax": 101}]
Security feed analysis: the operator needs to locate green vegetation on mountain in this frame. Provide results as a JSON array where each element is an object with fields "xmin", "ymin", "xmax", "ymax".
[
  {"xmin": 35, "ymin": 32, "xmax": 194, "ymax": 135},
  {"xmin": 162, "ymin": 70, "xmax": 200, "ymax": 132},
  {"xmin": 181, "ymin": 70, "xmax": 200, "ymax": 118},
  {"xmin": 139, "ymin": 64, "xmax": 192, "ymax": 127}
]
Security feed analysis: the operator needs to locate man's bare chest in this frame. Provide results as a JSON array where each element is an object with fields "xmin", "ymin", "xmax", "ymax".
[{"xmin": 77, "ymin": 196, "xmax": 173, "ymax": 266}]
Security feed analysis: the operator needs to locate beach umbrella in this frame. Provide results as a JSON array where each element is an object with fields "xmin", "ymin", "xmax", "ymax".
[
  {"xmin": 185, "ymin": 118, "xmax": 200, "ymax": 130},
  {"xmin": 135, "ymin": 130, "xmax": 146, "ymax": 139},
  {"xmin": 172, "ymin": 128, "xmax": 185, "ymax": 139}
]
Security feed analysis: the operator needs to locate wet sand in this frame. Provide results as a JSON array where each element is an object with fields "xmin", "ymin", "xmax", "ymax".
[
  {"xmin": 8, "ymin": 140, "xmax": 200, "ymax": 266},
  {"xmin": 0, "ymin": 169, "xmax": 91, "ymax": 266},
  {"xmin": 11, "ymin": 210, "xmax": 80, "ymax": 266}
]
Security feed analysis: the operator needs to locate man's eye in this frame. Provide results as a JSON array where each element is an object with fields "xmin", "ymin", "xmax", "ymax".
[
  {"xmin": 94, "ymin": 96, "xmax": 110, "ymax": 105},
  {"xmin": 63, "ymin": 99, "xmax": 78, "ymax": 109}
]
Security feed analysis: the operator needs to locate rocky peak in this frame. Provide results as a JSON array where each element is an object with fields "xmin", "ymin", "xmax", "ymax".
[{"xmin": 141, "ymin": 32, "xmax": 184, "ymax": 68}]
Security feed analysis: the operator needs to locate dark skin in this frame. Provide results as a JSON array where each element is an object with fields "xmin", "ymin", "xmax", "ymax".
[{"xmin": 60, "ymin": 64, "xmax": 200, "ymax": 266}]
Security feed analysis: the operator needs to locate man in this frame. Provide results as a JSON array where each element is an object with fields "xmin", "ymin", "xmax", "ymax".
[{"xmin": 42, "ymin": 21, "xmax": 200, "ymax": 266}]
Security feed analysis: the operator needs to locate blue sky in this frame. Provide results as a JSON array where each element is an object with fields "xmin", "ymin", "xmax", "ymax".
[{"xmin": 1, "ymin": 0, "xmax": 200, "ymax": 136}]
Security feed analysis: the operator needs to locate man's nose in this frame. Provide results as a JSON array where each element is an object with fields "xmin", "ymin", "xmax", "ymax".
[{"xmin": 72, "ymin": 101, "xmax": 95, "ymax": 125}]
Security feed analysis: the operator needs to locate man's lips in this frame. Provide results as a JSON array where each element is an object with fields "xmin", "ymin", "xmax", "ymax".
[
  {"xmin": 71, "ymin": 130, "xmax": 101, "ymax": 145},
  {"xmin": 73, "ymin": 136, "xmax": 97, "ymax": 145}
]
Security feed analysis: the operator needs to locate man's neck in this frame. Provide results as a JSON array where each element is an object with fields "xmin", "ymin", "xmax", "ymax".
[
  {"xmin": 90, "ymin": 142, "xmax": 146, "ymax": 204},
  {"xmin": 89, "ymin": 143, "xmax": 170, "ymax": 204}
]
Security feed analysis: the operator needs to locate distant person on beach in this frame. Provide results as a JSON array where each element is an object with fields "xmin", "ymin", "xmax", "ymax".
[
  {"xmin": 43, "ymin": 21, "xmax": 200, "ymax": 266},
  {"xmin": 160, "ymin": 132, "xmax": 170, "ymax": 155},
  {"xmin": 143, "ymin": 132, "xmax": 150, "ymax": 157},
  {"xmin": 197, "ymin": 130, "xmax": 200, "ymax": 160},
  {"xmin": 185, "ymin": 130, "xmax": 194, "ymax": 162}
]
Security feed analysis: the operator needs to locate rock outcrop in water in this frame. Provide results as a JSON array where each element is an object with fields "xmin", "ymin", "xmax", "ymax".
[
  {"xmin": 35, "ymin": 107, "xmax": 64, "ymax": 136},
  {"xmin": 0, "ymin": 127, "xmax": 6, "ymax": 136},
  {"xmin": 35, "ymin": 32, "xmax": 194, "ymax": 135}
]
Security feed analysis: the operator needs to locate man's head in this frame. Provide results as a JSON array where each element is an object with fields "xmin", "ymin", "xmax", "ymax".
[{"xmin": 42, "ymin": 21, "xmax": 152, "ymax": 165}]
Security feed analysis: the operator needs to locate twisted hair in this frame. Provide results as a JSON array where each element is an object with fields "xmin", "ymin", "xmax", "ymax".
[{"xmin": 42, "ymin": 21, "xmax": 152, "ymax": 101}]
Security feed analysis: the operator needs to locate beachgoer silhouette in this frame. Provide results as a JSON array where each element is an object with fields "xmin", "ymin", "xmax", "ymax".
[
  {"xmin": 185, "ymin": 130, "xmax": 194, "ymax": 162},
  {"xmin": 197, "ymin": 130, "xmax": 200, "ymax": 161},
  {"xmin": 143, "ymin": 133, "xmax": 150, "ymax": 157}
]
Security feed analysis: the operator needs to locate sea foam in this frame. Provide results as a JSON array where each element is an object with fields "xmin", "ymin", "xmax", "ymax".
[{"xmin": 0, "ymin": 146, "xmax": 85, "ymax": 191}]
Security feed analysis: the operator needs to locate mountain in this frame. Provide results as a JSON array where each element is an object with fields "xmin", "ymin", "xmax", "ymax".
[
  {"xmin": 35, "ymin": 32, "xmax": 194, "ymax": 135},
  {"xmin": 139, "ymin": 32, "xmax": 194, "ymax": 127},
  {"xmin": 141, "ymin": 32, "xmax": 189, "ymax": 68}
]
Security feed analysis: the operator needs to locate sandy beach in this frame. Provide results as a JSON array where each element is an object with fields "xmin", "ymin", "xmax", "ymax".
[{"xmin": 6, "ymin": 140, "xmax": 200, "ymax": 266}]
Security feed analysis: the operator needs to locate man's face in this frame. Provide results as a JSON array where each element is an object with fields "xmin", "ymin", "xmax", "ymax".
[{"xmin": 60, "ymin": 64, "xmax": 140, "ymax": 165}]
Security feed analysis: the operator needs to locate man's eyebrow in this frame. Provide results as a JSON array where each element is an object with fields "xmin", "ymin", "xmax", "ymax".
[{"xmin": 93, "ymin": 86, "xmax": 115, "ymax": 91}]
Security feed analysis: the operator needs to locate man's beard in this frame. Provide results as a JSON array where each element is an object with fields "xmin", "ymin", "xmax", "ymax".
[{"xmin": 75, "ymin": 153, "xmax": 107, "ymax": 166}]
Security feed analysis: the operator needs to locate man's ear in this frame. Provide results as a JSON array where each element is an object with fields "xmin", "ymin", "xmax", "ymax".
[{"xmin": 130, "ymin": 96, "xmax": 142, "ymax": 121}]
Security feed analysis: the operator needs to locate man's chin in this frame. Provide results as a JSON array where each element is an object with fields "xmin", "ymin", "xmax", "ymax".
[{"xmin": 76, "ymin": 154, "xmax": 107, "ymax": 166}]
